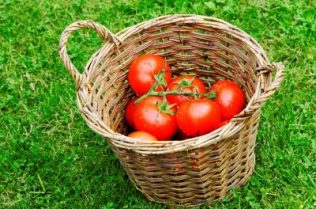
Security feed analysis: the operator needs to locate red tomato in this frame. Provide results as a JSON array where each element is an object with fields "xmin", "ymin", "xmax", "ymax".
[
  {"xmin": 174, "ymin": 130, "xmax": 190, "ymax": 141},
  {"xmin": 176, "ymin": 99, "xmax": 222, "ymax": 137},
  {"xmin": 211, "ymin": 80, "xmax": 246, "ymax": 120},
  {"xmin": 125, "ymin": 98, "xmax": 137, "ymax": 128},
  {"xmin": 220, "ymin": 120, "xmax": 229, "ymax": 127},
  {"xmin": 215, "ymin": 120, "xmax": 229, "ymax": 130},
  {"xmin": 128, "ymin": 131, "xmax": 157, "ymax": 141},
  {"xmin": 128, "ymin": 54, "xmax": 172, "ymax": 96},
  {"xmin": 167, "ymin": 75, "xmax": 207, "ymax": 107},
  {"xmin": 133, "ymin": 96, "xmax": 177, "ymax": 141}
]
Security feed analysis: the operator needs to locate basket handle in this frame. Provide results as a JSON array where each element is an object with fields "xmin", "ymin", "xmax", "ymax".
[
  {"xmin": 235, "ymin": 62, "xmax": 285, "ymax": 119},
  {"xmin": 255, "ymin": 62, "xmax": 285, "ymax": 104},
  {"xmin": 58, "ymin": 20, "xmax": 121, "ymax": 87}
]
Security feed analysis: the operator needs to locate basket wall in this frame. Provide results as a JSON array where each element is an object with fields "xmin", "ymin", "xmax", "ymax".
[{"xmin": 109, "ymin": 109, "xmax": 260, "ymax": 205}]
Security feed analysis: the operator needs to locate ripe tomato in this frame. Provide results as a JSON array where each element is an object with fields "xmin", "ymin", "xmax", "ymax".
[
  {"xmin": 128, "ymin": 54, "xmax": 172, "ymax": 96},
  {"xmin": 128, "ymin": 131, "xmax": 157, "ymax": 141},
  {"xmin": 173, "ymin": 130, "xmax": 190, "ymax": 141},
  {"xmin": 215, "ymin": 120, "xmax": 229, "ymax": 130},
  {"xmin": 210, "ymin": 80, "xmax": 246, "ymax": 120},
  {"xmin": 133, "ymin": 96, "xmax": 177, "ymax": 141},
  {"xmin": 220, "ymin": 120, "xmax": 229, "ymax": 127},
  {"xmin": 166, "ymin": 75, "xmax": 207, "ymax": 107},
  {"xmin": 176, "ymin": 99, "xmax": 222, "ymax": 137},
  {"xmin": 125, "ymin": 98, "xmax": 137, "ymax": 128}
]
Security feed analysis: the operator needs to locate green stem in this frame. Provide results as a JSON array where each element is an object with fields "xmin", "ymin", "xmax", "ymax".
[
  {"xmin": 150, "ymin": 90, "xmax": 192, "ymax": 96},
  {"xmin": 135, "ymin": 80, "xmax": 160, "ymax": 104},
  {"xmin": 134, "ymin": 73, "xmax": 216, "ymax": 104},
  {"xmin": 135, "ymin": 90, "xmax": 216, "ymax": 104}
]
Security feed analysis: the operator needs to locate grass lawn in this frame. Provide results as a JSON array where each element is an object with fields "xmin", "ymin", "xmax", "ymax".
[{"xmin": 0, "ymin": 0, "xmax": 315, "ymax": 208}]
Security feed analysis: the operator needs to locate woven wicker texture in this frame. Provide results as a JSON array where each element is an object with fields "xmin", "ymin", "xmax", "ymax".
[{"xmin": 59, "ymin": 14, "xmax": 284, "ymax": 206}]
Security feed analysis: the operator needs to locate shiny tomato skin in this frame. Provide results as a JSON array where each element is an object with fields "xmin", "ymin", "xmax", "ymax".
[
  {"xmin": 214, "ymin": 120, "xmax": 229, "ymax": 130},
  {"xmin": 167, "ymin": 75, "xmax": 207, "ymax": 107},
  {"xmin": 220, "ymin": 120, "xmax": 229, "ymax": 127},
  {"xmin": 133, "ymin": 96, "xmax": 177, "ymax": 141},
  {"xmin": 128, "ymin": 54, "xmax": 172, "ymax": 96},
  {"xmin": 128, "ymin": 131, "xmax": 157, "ymax": 141},
  {"xmin": 125, "ymin": 98, "xmax": 137, "ymax": 128},
  {"xmin": 176, "ymin": 99, "xmax": 222, "ymax": 137},
  {"xmin": 211, "ymin": 80, "xmax": 246, "ymax": 120}
]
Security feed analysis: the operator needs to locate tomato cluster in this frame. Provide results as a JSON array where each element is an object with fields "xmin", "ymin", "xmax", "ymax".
[{"xmin": 125, "ymin": 54, "xmax": 246, "ymax": 141}]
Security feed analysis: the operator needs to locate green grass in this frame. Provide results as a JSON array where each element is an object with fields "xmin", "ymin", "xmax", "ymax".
[{"xmin": 0, "ymin": 0, "xmax": 315, "ymax": 208}]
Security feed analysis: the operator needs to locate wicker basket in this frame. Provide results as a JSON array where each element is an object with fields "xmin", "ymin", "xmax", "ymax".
[{"xmin": 59, "ymin": 14, "xmax": 284, "ymax": 206}]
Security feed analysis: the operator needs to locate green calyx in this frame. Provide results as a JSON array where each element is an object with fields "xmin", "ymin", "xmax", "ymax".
[
  {"xmin": 204, "ymin": 91, "xmax": 216, "ymax": 100},
  {"xmin": 157, "ymin": 96, "xmax": 175, "ymax": 115},
  {"xmin": 154, "ymin": 70, "xmax": 168, "ymax": 88},
  {"xmin": 178, "ymin": 76, "xmax": 195, "ymax": 89}
]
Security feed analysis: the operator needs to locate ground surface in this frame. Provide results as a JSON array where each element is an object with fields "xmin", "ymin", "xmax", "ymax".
[{"xmin": 0, "ymin": 0, "xmax": 315, "ymax": 208}]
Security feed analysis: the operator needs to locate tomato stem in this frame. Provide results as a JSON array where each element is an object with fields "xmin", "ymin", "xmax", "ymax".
[
  {"xmin": 135, "ymin": 90, "xmax": 216, "ymax": 104},
  {"xmin": 134, "ymin": 74, "xmax": 216, "ymax": 104},
  {"xmin": 154, "ymin": 71, "xmax": 168, "ymax": 88},
  {"xmin": 151, "ymin": 91, "xmax": 194, "ymax": 96}
]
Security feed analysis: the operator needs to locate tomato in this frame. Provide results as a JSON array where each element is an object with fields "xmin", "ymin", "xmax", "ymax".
[
  {"xmin": 220, "ymin": 120, "xmax": 229, "ymax": 127},
  {"xmin": 166, "ymin": 75, "xmax": 207, "ymax": 107},
  {"xmin": 125, "ymin": 98, "xmax": 137, "ymax": 128},
  {"xmin": 176, "ymin": 99, "xmax": 222, "ymax": 137},
  {"xmin": 128, "ymin": 131, "xmax": 157, "ymax": 141},
  {"xmin": 211, "ymin": 80, "xmax": 246, "ymax": 120},
  {"xmin": 174, "ymin": 130, "xmax": 190, "ymax": 141},
  {"xmin": 128, "ymin": 54, "xmax": 172, "ymax": 96},
  {"xmin": 133, "ymin": 96, "xmax": 177, "ymax": 141},
  {"xmin": 215, "ymin": 120, "xmax": 229, "ymax": 130}
]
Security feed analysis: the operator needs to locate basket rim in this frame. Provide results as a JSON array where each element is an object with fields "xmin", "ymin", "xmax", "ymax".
[{"xmin": 76, "ymin": 14, "xmax": 275, "ymax": 154}]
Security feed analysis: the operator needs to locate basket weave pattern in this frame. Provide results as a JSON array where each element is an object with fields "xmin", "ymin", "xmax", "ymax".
[{"xmin": 59, "ymin": 15, "xmax": 284, "ymax": 206}]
